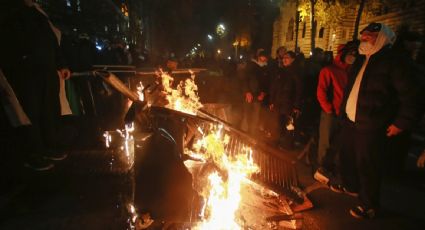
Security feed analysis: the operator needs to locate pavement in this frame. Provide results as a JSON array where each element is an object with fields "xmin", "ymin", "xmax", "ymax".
[
  {"xmin": 291, "ymin": 146, "xmax": 425, "ymax": 230},
  {"xmin": 1, "ymin": 129, "xmax": 425, "ymax": 230}
]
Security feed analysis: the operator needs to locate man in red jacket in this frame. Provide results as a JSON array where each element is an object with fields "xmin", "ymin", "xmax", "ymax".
[{"xmin": 314, "ymin": 42, "xmax": 358, "ymax": 184}]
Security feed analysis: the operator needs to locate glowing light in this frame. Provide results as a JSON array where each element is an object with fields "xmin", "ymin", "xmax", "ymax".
[
  {"xmin": 216, "ymin": 24, "xmax": 226, "ymax": 37},
  {"xmin": 227, "ymin": 56, "xmax": 232, "ymax": 60},
  {"xmin": 217, "ymin": 49, "xmax": 221, "ymax": 54},
  {"xmin": 207, "ymin": 34, "xmax": 213, "ymax": 40},
  {"xmin": 239, "ymin": 55, "xmax": 243, "ymax": 59}
]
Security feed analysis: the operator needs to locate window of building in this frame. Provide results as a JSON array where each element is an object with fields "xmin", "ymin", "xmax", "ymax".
[
  {"xmin": 286, "ymin": 18, "xmax": 294, "ymax": 42},
  {"xmin": 319, "ymin": 27, "xmax": 325, "ymax": 38},
  {"xmin": 341, "ymin": 29, "xmax": 347, "ymax": 40},
  {"xmin": 313, "ymin": 20, "xmax": 317, "ymax": 38},
  {"xmin": 77, "ymin": 0, "xmax": 81, "ymax": 12},
  {"xmin": 302, "ymin": 22, "xmax": 306, "ymax": 38}
]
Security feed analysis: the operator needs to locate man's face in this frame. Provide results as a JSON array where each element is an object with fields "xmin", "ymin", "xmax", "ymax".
[
  {"xmin": 258, "ymin": 56, "xmax": 268, "ymax": 63},
  {"xmin": 282, "ymin": 55, "xmax": 294, "ymax": 67},
  {"xmin": 278, "ymin": 49, "xmax": 287, "ymax": 58},
  {"xmin": 344, "ymin": 53, "xmax": 356, "ymax": 65},
  {"xmin": 360, "ymin": 31, "xmax": 379, "ymax": 45}
]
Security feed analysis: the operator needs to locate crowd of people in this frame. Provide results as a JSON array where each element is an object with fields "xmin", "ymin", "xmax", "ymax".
[
  {"xmin": 227, "ymin": 22, "xmax": 425, "ymax": 219},
  {"xmin": 1, "ymin": 0, "xmax": 425, "ymax": 221}
]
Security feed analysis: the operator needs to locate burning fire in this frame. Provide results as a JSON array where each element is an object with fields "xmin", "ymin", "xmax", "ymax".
[
  {"xmin": 159, "ymin": 70, "xmax": 202, "ymax": 115},
  {"xmin": 188, "ymin": 125, "xmax": 259, "ymax": 229}
]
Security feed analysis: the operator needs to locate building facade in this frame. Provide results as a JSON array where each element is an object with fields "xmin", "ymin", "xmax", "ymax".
[{"xmin": 272, "ymin": 0, "xmax": 425, "ymax": 57}]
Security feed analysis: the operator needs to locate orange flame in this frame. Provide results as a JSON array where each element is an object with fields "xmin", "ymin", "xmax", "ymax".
[
  {"xmin": 188, "ymin": 125, "xmax": 259, "ymax": 229},
  {"xmin": 160, "ymin": 70, "xmax": 202, "ymax": 115}
]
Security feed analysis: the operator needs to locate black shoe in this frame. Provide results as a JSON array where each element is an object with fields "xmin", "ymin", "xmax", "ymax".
[
  {"xmin": 43, "ymin": 151, "xmax": 68, "ymax": 161},
  {"xmin": 349, "ymin": 206, "xmax": 376, "ymax": 219},
  {"xmin": 329, "ymin": 184, "xmax": 359, "ymax": 197},
  {"xmin": 24, "ymin": 158, "xmax": 54, "ymax": 171}
]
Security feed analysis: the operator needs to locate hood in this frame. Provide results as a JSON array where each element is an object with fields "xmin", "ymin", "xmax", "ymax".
[{"xmin": 359, "ymin": 24, "xmax": 396, "ymax": 56}]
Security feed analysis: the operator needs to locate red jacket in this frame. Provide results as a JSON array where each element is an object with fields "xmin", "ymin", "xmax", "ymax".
[{"xmin": 317, "ymin": 55, "xmax": 349, "ymax": 115}]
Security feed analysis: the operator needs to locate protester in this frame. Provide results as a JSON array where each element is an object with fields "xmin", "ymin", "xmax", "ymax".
[
  {"xmin": 334, "ymin": 23, "xmax": 423, "ymax": 219},
  {"xmin": 0, "ymin": 0, "xmax": 70, "ymax": 171},
  {"xmin": 269, "ymin": 51, "xmax": 303, "ymax": 149},
  {"xmin": 383, "ymin": 27, "xmax": 425, "ymax": 180},
  {"xmin": 274, "ymin": 46, "xmax": 287, "ymax": 69},
  {"xmin": 314, "ymin": 41, "xmax": 358, "ymax": 183},
  {"xmin": 242, "ymin": 49, "xmax": 271, "ymax": 136}
]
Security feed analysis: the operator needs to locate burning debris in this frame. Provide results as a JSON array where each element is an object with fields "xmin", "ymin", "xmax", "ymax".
[
  {"xmin": 181, "ymin": 124, "xmax": 299, "ymax": 229},
  {"xmin": 187, "ymin": 125, "xmax": 258, "ymax": 229},
  {"xmin": 90, "ymin": 70, "xmax": 306, "ymax": 229}
]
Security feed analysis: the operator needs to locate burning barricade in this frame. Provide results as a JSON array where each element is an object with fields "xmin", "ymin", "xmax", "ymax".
[{"xmin": 90, "ymin": 69, "xmax": 307, "ymax": 229}]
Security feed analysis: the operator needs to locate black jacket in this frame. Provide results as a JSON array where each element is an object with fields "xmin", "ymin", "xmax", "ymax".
[
  {"xmin": 270, "ymin": 64, "xmax": 303, "ymax": 115},
  {"xmin": 243, "ymin": 60, "xmax": 271, "ymax": 99},
  {"xmin": 0, "ymin": 6, "xmax": 63, "ymax": 120},
  {"xmin": 341, "ymin": 45, "xmax": 423, "ymax": 131}
]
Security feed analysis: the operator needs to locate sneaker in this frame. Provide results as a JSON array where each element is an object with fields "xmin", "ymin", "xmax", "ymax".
[
  {"xmin": 43, "ymin": 151, "xmax": 68, "ymax": 161},
  {"xmin": 314, "ymin": 167, "xmax": 331, "ymax": 185},
  {"xmin": 349, "ymin": 206, "xmax": 376, "ymax": 219},
  {"xmin": 24, "ymin": 158, "xmax": 54, "ymax": 171},
  {"xmin": 329, "ymin": 184, "xmax": 359, "ymax": 197}
]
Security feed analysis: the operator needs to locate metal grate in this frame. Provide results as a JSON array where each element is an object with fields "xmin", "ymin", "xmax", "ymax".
[{"xmin": 150, "ymin": 107, "xmax": 303, "ymax": 203}]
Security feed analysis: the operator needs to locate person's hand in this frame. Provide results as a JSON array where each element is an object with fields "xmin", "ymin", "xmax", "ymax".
[
  {"xmin": 269, "ymin": 104, "xmax": 274, "ymax": 111},
  {"xmin": 245, "ymin": 92, "xmax": 253, "ymax": 103},
  {"xmin": 386, "ymin": 124, "xmax": 402, "ymax": 137},
  {"xmin": 58, "ymin": 68, "xmax": 71, "ymax": 80},
  {"xmin": 417, "ymin": 151, "xmax": 425, "ymax": 168},
  {"xmin": 257, "ymin": 92, "xmax": 265, "ymax": 101}
]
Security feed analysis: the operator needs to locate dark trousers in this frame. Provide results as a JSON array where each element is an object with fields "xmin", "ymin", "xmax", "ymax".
[
  {"xmin": 339, "ymin": 120, "xmax": 385, "ymax": 209},
  {"xmin": 280, "ymin": 113, "xmax": 295, "ymax": 149},
  {"xmin": 242, "ymin": 102, "xmax": 261, "ymax": 135},
  {"xmin": 384, "ymin": 131, "xmax": 411, "ymax": 180},
  {"xmin": 5, "ymin": 67, "xmax": 60, "ymax": 159},
  {"xmin": 317, "ymin": 111, "xmax": 338, "ymax": 169}
]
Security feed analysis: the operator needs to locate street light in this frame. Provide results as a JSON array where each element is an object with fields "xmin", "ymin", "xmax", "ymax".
[
  {"xmin": 217, "ymin": 49, "xmax": 221, "ymax": 54},
  {"xmin": 207, "ymin": 34, "xmax": 213, "ymax": 40},
  {"xmin": 216, "ymin": 23, "xmax": 226, "ymax": 37}
]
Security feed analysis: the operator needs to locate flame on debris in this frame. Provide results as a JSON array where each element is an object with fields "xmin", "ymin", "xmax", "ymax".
[
  {"xmin": 160, "ymin": 70, "xmax": 202, "ymax": 115},
  {"xmin": 189, "ymin": 125, "xmax": 259, "ymax": 229},
  {"xmin": 136, "ymin": 81, "xmax": 144, "ymax": 102}
]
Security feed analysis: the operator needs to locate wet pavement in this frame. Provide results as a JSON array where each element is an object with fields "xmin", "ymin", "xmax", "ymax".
[{"xmin": 1, "ymin": 132, "xmax": 425, "ymax": 230}]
